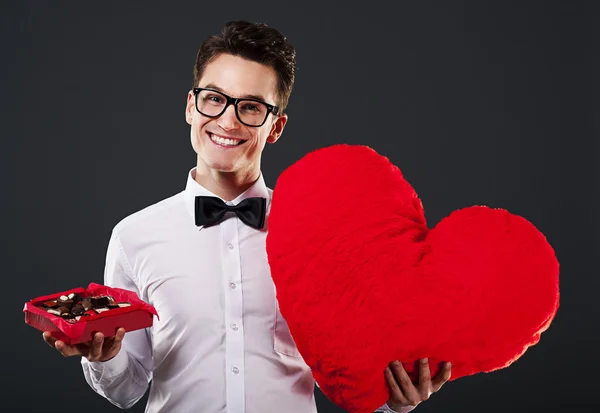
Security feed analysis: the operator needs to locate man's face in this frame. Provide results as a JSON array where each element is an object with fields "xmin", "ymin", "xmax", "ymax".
[{"xmin": 185, "ymin": 53, "xmax": 287, "ymax": 177}]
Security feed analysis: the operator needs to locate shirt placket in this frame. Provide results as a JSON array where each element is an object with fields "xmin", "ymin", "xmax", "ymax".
[{"xmin": 221, "ymin": 210, "xmax": 245, "ymax": 413}]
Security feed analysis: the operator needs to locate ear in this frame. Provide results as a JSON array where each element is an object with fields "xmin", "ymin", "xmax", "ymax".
[
  {"xmin": 266, "ymin": 113, "xmax": 288, "ymax": 144},
  {"xmin": 185, "ymin": 90, "xmax": 195, "ymax": 125}
]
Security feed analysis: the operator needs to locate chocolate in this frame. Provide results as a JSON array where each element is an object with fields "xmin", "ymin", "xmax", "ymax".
[
  {"xmin": 66, "ymin": 314, "xmax": 81, "ymax": 323},
  {"xmin": 56, "ymin": 306, "xmax": 70, "ymax": 316},
  {"xmin": 91, "ymin": 296, "xmax": 110, "ymax": 307},
  {"xmin": 42, "ymin": 300, "xmax": 58, "ymax": 308},
  {"xmin": 81, "ymin": 298, "xmax": 93, "ymax": 311},
  {"xmin": 36, "ymin": 293, "xmax": 129, "ymax": 323},
  {"xmin": 71, "ymin": 304, "xmax": 85, "ymax": 316},
  {"xmin": 91, "ymin": 295, "xmax": 115, "ymax": 307},
  {"xmin": 56, "ymin": 297, "xmax": 74, "ymax": 306}
]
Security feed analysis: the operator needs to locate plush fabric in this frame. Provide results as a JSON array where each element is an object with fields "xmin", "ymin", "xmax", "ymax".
[{"xmin": 266, "ymin": 144, "xmax": 559, "ymax": 413}]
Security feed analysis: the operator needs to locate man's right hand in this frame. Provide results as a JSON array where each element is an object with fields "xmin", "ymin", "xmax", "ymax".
[{"xmin": 42, "ymin": 328, "xmax": 126, "ymax": 362}]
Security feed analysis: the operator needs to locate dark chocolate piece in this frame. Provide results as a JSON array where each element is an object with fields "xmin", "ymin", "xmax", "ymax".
[
  {"xmin": 71, "ymin": 304, "xmax": 85, "ymax": 316},
  {"xmin": 56, "ymin": 306, "xmax": 70, "ymax": 315},
  {"xmin": 91, "ymin": 296, "xmax": 110, "ymax": 307},
  {"xmin": 56, "ymin": 297, "xmax": 74, "ymax": 307},
  {"xmin": 81, "ymin": 298, "xmax": 93, "ymax": 311}
]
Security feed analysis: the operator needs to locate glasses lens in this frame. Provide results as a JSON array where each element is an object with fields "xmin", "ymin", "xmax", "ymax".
[
  {"xmin": 196, "ymin": 90, "xmax": 270, "ymax": 126},
  {"xmin": 196, "ymin": 90, "xmax": 227, "ymax": 117},
  {"xmin": 237, "ymin": 100, "xmax": 269, "ymax": 126}
]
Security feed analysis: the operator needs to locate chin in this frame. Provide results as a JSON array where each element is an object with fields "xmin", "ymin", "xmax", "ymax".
[
  {"xmin": 212, "ymin": 165, "xmax": 237, "ymax": 173},
  {"xmin": 203, "ymin": 157, "xmax": 239, "ymax": 173}
]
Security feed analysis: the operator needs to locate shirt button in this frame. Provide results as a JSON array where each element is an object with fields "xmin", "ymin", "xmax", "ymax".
[
  {"xmin": 232, "ymin": 367, "xmax": 239, "ymax": 374},
  {"xmin": 228, "ymin": 243, "xmax": 234, "ymax": 250},
  {"xmin": 230, "ymin": 323, "xmax": 238, "ymax": 331},
  {"xmin": 229, "ymin": 282, "xmax": 236, "ymax": 289}
]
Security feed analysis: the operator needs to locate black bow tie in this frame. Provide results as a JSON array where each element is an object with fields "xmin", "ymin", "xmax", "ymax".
[{"xmin": 195, "ymin": 196, "xmax": 267, "ymax": 230}]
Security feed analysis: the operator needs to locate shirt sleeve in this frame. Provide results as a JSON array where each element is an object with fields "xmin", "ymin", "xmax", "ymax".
[
  {"xmin": 315, "ymin": 381, "xmax": 416, "ymax": 413},
  {"xmin": 374, "ymin": 403, "xmax": 416, "ymax": 413},
  {"xmin": 80, "ymin": 230, "xmax": 154, "ymax": 409}
]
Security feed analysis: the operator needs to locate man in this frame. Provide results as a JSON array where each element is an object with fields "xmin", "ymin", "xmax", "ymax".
[{"xmin": 42, "ymin": 20, "xmax": 451, "ymax": 413}]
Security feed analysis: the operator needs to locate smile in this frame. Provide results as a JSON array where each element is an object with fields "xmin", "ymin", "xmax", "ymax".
[{"xmin": 209, "ymin": 133, "xmax": 245, "ymax": 147}]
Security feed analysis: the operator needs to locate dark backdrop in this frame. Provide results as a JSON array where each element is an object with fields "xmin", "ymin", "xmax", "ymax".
[{"xmin": 2, "ymin": 1, "xmax": 596, "ymax": 412}]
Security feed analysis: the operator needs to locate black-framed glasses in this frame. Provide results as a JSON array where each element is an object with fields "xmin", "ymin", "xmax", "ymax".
[{"xmin": 192, "ymin": 88, "xmax": 280, "ymax": 127}]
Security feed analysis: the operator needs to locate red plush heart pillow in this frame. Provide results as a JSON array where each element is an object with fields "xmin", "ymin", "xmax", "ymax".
[{"xmin": 266, "ymin": 144, "xmax": 559, "ymax": 413}]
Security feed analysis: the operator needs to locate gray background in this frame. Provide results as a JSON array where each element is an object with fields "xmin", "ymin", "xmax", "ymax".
[{"xmin": 2, "ymin": 1, "xmax": 596, "ymax": 412}]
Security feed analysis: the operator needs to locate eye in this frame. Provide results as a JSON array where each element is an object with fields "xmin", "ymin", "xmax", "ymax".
[
  {"xmin": 240, "ymin": 102, "xmax": 263, "ymax": 113},
  {"xmin": 204, "ymin": 94, "xmax": 224, "ymax": 104}
]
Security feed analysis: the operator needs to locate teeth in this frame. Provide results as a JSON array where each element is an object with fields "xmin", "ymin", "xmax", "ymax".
[{"xmin": 210, "ymin": 134, "xmax": 241, "ymax": 146}]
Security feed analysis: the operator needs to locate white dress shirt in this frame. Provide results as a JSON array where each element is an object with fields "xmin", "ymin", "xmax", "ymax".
[{"xmin": 81, "ymin": 167, "xmax": 408, "ymax": 413}]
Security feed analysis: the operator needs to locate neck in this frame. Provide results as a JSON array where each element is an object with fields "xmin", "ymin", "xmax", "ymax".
[{"xmin": 194, "ymin": 161, "xmax": 260, "ymax": 202}]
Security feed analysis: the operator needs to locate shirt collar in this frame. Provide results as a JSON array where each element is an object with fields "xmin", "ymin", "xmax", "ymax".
[{"xmin": 184, "ymin": 167, "xmax": 270, "ymax": 224}]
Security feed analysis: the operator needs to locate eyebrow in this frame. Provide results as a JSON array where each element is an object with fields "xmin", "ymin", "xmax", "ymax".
[{"xmin": 202, "ymin": 83, "xmax": 269, "ymax": 103}]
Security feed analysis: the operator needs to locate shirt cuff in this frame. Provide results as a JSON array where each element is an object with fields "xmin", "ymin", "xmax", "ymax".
[
  {"xmin": 376, "ymin": 402, "xmax": 416, "ymax": 413},
  {"xmin": 86, "ymin": 349, "xmax": 130, "ymax": 385}
]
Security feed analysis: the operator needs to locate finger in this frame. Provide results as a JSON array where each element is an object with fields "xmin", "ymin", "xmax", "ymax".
[
  {"xmin": 54, "ymin": 340, "xmax": 83, "ymax": 357},
  {"xmin": 113, "ymin": 328, "xmax": 126, "ymax": 343},
  {"xmin": 88, "ymin": 332, "xmax": 105, "ymax": 361},
  {"xmin": 44, "ymin": 332, "xmax": 81, "ymax": 357},
  {"xmin": 42, "ymin": 331, "xmax": 58, "ymax": 348},
  {"xmin": 105, "ymin": 328, "xmax": 126, "ymax": 352},
  {"xmin": 417, "ymin": 358, "xmax": 432, "ymax": 400},
  {"xmin": 390, "ymin": 361, "xmax": 421, "ymax": 406},
  {"xmin": 385, "ymin": 366, "xmax": 410, "ymax": 406},
  {"xmin": 432, "ymin": 362, "xmax": 452, "ymax": 393}
]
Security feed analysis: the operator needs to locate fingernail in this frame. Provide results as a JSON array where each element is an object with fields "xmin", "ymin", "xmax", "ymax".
[
  {"xmin": 421, "ymin": 358, "xmax": 428, "ymax": 363},
  {"xmin": 446, "ymin": 362, "xmax": 452, "ymax": 368}
]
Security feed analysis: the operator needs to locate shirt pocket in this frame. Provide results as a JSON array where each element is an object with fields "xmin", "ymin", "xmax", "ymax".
[{"xmin": 273, "ymin": 299, "xmax": 302, "ymax": 358}]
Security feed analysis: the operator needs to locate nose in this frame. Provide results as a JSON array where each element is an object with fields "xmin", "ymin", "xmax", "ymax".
[{"xmin": 216, "ymin": 104, "xmax": 240, "ymax": 131}]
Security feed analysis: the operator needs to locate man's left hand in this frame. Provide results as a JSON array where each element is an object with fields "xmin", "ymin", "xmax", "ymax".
[{"xmin": 385, "ymin": 358, "xmax": 452, "ymax": 412}]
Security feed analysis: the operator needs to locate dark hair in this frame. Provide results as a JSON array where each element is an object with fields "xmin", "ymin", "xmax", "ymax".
[{"xmin": 193, "ymin": 20, "xmax": 297, "ymax": 112}]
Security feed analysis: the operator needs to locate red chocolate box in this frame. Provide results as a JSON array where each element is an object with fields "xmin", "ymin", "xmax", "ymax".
[{"xmin": 23, "ymin": 283, "xmax": 158, "ymax": 345}]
